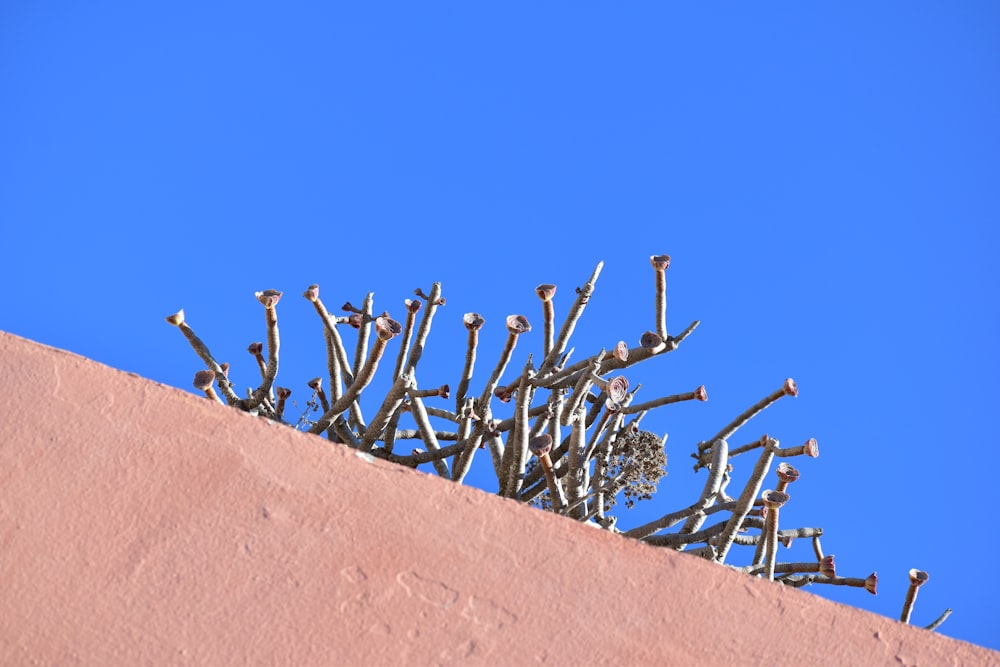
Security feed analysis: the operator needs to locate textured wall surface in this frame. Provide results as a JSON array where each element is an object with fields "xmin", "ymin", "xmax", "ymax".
[{"xmin": 1, "ymin": 330, "xmax": 996, "ymax": 666}]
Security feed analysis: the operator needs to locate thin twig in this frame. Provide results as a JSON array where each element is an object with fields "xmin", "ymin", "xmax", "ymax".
[
  {"xmin": 781, "ymin": 573, "xmax": 878, "ymax": 595},
  {"xmin": 643, "ymin": 516, "xmax": 740, "ymax": 547},
  {"xmin": 650, "ymin": 254, "xmax": 670, "ymax": 340},
  {"xmin": 455, "ymin": 313, "xmax": 484, "ymax": 414},
  {"xmin": 393, "ymin": 298, "xmax": 422, "ymax": 380},
  {"xmin": 323, "ymin": 329, "xmax": 343, "ymax": 405},
  {"xmin": 378, "ymin": 439, "xmax": 467, "ymax": 467},
  {"xmin": 619, "ymin": 386, "xmax": 706, "ymax": 414},
  {"xmin": 564, "ymin": 405, "xmax": 588, "ymax": 518},
  {"xmin": 761, "ymin": 489, "xmax": 789, "ymax": 581},
  {"xmin": 302, "ymin": 285, "xmax": 355, "ymax": 387},
  {"xmin": 502, "ymin": 358, "xmax": 535, "ymax": 497},
  {"xmin": 900, "ymin": 569, "xmax": 930, "ymax": 624},
  {"xmin": 165, "ymin": 309, "xmax": 242, "ymax": 405},
  {"xmin": 676, "ymin": 438, "xmax": 731, "ymax": 540},
  {"xmin": 352, "ymin": 292, "xmax": 374, "ymax": 382},
  {"xmin": 357, "ymin": 373, "xmax": 412, "ymax": 451},
  {"xmin": 538, "ymin": 261, "xmax": 603, "ymax": 376},
  {"xmin": 450, "ymin": 400, "xmax": 481, "ymax": 483},
  {"xmin": 697, "ymin": 378, "xmax": 798, "ymax": 454},
  {"xmin": 407, "ymin": 390, "xmax": 450, "ymax": 478},
  {"xmin": 478, "ymin": 315, "xmax": 530, "ymax": 409},
  {"xmin": 535, "ymin": 284, "xmax": 557, "ymax": 361},
  {"xmin": 403, "ymin": 283, "xmax": 445, "ymax": 377},
  {"xmin": 561, "ymin": 352, "xmax": 603, "ymax": 425},
  {"xmin": 308, "ymin": 317, "xmax": 400, "ymax": 435},
  {"xmin": 388, "ymin": 428, "xmax": 460, "ymax": 441},
  {"xmin": 924, "ymin": 608, "xmax": 952, "ymax": 632},
  {"xmin": 713, "ymin": 437, "xmax": 778, "ymax": 564}
]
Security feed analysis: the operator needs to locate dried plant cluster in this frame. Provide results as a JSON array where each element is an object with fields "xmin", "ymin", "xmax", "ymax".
[{"xmin": 166, "ymin": 256, "xmax": 948, "ymax": 630}]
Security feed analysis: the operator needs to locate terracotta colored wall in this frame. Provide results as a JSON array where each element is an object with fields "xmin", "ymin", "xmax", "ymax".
[{"xmin": 1, "ymin": 331, "xmax": 996, "ymax": 665}]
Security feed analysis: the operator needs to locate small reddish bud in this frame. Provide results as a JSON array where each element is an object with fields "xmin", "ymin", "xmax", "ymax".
[
  {"xmin": 375, "ymin": 316, "xmax": 403, "ymax": 341},
  {"xmin": 783, "ymin": 378, "xmax": 798, "ymax": 397},
  {"xmin": 640, "ymin": 331, "xmax": 663, "ymax": 350},
  {"xmin": 247, "ymin": 342, "xmax": 263, "ymax": 356},
  {"xmin": 803, "ymin": 438, "xmax": 819, "ymax": 458},
  {"xmin": 529, "ymin": 434, "xmax": 553, "ymax": 457},
  {"xmin": 347, "ymin": 313, "xmax": 364, "ymax": 329},
  {"xmin": 613, "ymin": 341, "xmax": 629, "ymax": 362},
  {"xmin": 650, "ymin": 254, "xmax": 671, "ymax": 271},
  {"xmin": 404, "ymin": 298, "xmax": 422, "ymax": 313},
  {"xmin": 307, "ymin": 377, "xmax": 323, "ymax": 391},
  {"xmin": 761, "ymin": 489, "xmax": 789, "ymax": 509},
  {"xmin": 415, "ymin": 287, "xmax": 446, "ymax": 306},
  {"xmin": 695, "ymin": 385, "xmax": 708, "ymax": 401},
  {"xmin": 493, "ymin": 386, "xmax": 514, "ymax": 403},
  {"xmin": 437, "ymin": 384, "xmax": 450, "ymax": 399},
  {"xmin": 302, "ymin": 284, "xmax": 319, "ymax": 302},
  {"xmin": 776, "ymin": 462, "xmax": 800, "ymax": 486},
  {"xmin": 535, "ymin": 284, "xmax": 557, "ymax": 302},
  {"xmin": 607, "ymin": 376, "xmax": 629, "ymax": 403},
  {"xmin": 165, "ymin": 310, "xmax": 185, "ymax": 326},
  {"xmin": 255, "ymin": 290, "xmax": 282, "ymax": 308},
  {"xmin": 276, "ymin": 387, "xmax": 292, "ymax": 400},
  {"xmin": 505, "ymin": 314, "xmax": 531, "ymax": 335},
  {"xmin": 463, "ymin": 312, "xmax": 485, "ymax": 331},
  {"xmin": 193, "ymin": 370, "xmax": 215, "ymax": 391},
  {"xmin": 865, "ymin": 572, "xmax": 878, "ymax": 595}
]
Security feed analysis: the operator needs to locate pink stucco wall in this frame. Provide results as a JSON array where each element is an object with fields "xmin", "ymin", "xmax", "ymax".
[{"xmin": 1, "ymin": 331, "xmax": 995, "ymax": 665}]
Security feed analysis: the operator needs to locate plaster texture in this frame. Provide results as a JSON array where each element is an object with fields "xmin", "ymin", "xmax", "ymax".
[{"xmin": 1, "ymin": 331, "xmax": 996, "ymax": 665}]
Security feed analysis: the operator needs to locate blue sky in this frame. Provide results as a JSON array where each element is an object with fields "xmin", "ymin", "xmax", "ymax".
[{"xmin": 3, "ymin": 2, "xmax": 998, "ymax": 651}]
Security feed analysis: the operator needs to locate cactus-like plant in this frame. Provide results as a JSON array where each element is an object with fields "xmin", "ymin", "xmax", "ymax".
[{"xmin": 167, "ymin": 256, "xmax": 947, "ymax": 630}]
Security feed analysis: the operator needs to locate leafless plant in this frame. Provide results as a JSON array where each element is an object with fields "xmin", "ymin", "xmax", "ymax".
[{"xmin": 166, "ymin": 256, "xmax": 947, "ymax": 631}]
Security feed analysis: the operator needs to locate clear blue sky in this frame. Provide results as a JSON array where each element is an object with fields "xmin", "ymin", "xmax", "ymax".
[{"xmin": 3, "ymin": 2, "xmax": 998, "ymax": 651}]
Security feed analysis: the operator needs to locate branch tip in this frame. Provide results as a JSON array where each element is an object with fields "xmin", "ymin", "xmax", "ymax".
[
  {"xmin": 640, "ymin": 331, "xmax": 663, "ymax": 350},
  {"xmin": 783, "ymin": 378, "xmax": 798, "ymax": 397},
  {"xmin": 865, "ymin": 572, "xmax": 879, "ymax": 595},
  {"xmin": 650, "ymin": 254, "xmax": 671, "ymax": 271},
  {"xmin": 463, "ymin": 312, "xmax": 485, "ymax": 331},
  {"xmin": 255, "ymin": 290, "xmax": 282, "ymax": 308},
  {"xmin": 192, "ymin": 370, "xmax": 215, "ymax": 391},
  {"xmin": 506, "ymin": 314, "xmax": 531, "ymax": 335},
  {"xmin": 375, "ymin": 316, "xmax": 403, "ymax": 341},
  {"xmin": 535, "ymin": 284, "xmax": 557, "ymax": 302}
]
